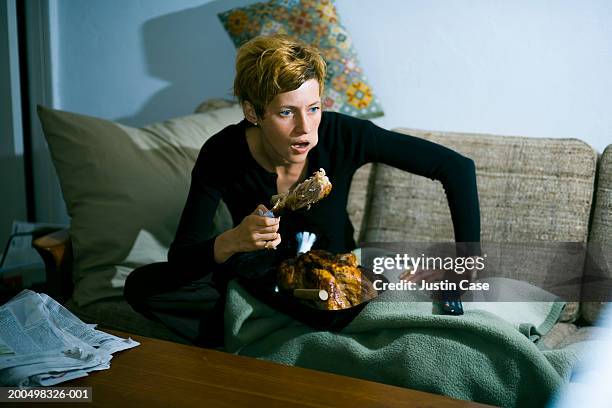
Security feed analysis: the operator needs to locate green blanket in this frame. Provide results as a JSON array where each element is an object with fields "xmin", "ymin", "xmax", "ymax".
[{"xmin": 224, "ymin": 278, "xmax": 580, "ymax": 407}]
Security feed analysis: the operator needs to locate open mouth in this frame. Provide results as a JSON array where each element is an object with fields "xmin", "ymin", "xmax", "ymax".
[
  {"xmin": 290, "ymin": 141, "xmax": 310, "ymax": 154},
  {"xmin": 291, "ymin": 142, "xmax": 309, "ymax": 149}
]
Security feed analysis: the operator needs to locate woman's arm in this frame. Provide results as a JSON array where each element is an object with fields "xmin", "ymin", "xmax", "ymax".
[
  {"xmin": 376, "ymin": 128, "xmax": 480, "ymax": 244},
  {"xmin": 213, "ymin": 205, "xmax": 282, "ymax": 263},
  {"xmin": 336, "ymin": 113, "xmax": 481, "ymax": 245},
  {"xmin": 341, "ymin": 115, "xmax": 481, "ymax": 309},
  {"xmin": 169, "ymin": 142, "xmax": 281, "ymax": 280},
  {"xmin": 167, "ymin": 162, "xmax": 227, "ymax": 280}
]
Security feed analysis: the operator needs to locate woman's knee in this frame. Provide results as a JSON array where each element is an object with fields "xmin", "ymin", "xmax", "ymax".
[
  {"xmin": 123, "ymin": 262, "xmax": 170, "ymax": 311},
  {"xmin": 123, "ymin": 269, "xmax": 139, "ymax": 305}
]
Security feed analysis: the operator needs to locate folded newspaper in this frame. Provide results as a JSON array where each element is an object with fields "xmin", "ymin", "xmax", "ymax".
[{"xmin": 0, "ymin": 290, "xmax": 139, "ymax": 386}]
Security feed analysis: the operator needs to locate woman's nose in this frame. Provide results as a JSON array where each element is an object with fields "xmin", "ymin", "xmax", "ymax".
[{"xmin": 295, "ymin": 112, "xmax": 312, "ymax": 134}]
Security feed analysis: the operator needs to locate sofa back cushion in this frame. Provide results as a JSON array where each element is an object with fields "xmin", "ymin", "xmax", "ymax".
[
  {"xmin": 582, "ymin": 144, "xmax": 612, "ymax": 324},
  {"xmin": 37, "ymin": 104, "xmax": 243, "ymax": 307},
  {"xmin": 363, "ymin": 129, "xmax": 597, "ymax": 243},
  {"xmin": 361, "ymin": 129, "xmax": 597, "ymax": 320}
]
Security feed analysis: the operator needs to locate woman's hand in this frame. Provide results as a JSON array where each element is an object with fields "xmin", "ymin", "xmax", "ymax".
[
  {"xmin": 234, "ymin": 204, "xmax": 282, "ymax": 251},
  {"xmin": 214, "ymin": 204, "xmax": 281, "ymax": 263}
]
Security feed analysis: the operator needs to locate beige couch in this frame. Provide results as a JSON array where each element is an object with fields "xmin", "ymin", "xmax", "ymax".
[{"xmin": 34, "ymin": 101, "xmax": 611, "ymax": 349}]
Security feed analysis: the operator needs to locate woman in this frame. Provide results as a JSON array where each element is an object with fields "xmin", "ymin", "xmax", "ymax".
[{"xmin": 125, "ymin": 34, "xmax": 480, "ymax": 347}]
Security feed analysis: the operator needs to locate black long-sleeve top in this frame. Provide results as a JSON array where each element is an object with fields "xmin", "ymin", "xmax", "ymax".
[{"xmin": 168, "ymin": 112, "xmax": 480, "ymax": 280}]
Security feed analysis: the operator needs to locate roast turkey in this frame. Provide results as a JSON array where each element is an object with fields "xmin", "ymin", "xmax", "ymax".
[{"xmin": 278, "ymin": 249, "xmax": 378, "ymax": 310}]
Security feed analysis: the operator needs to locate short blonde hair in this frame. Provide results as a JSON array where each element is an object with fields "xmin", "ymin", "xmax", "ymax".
[{"xmin": 234, "ymin": 35, "xmax": 326, "ymax": 118}]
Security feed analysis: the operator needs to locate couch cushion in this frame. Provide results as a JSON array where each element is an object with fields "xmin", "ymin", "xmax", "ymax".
[
  {"xmin": 364, "ymin": 129, "xmax": 597, "ymax": 242},
  {"xmin": 37, "ymin": 104, "xmax": 243, "ymax": 307},
  {"xmin": 539, "ymin": 322, "xmax": 612, "ymax": 350},
  {"xmin": 363, "ymin": 130, "xmax": 597, "ymax": 321},
  {"xmin": 553, "ymin": 325, "xmax": 611, "ymax": 349},
  {"xmin": 539, "ymin": 322, "xmax": 578, "ymax": 350},
  {"xmin": 582, "ymin": 144, "xmax": 612, "ymax": 324},
  {"xmin": 347, "ymin": 164, "xmax": 374, "ymax": 243},
  {"xmin": 64, "ymin": 297, "xmax": 189, "ymax": 344}
]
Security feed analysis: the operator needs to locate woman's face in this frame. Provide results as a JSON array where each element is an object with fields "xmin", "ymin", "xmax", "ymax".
[{"xmin": 258, "ymin": 79, "xmax": 322, "ymax": 166}]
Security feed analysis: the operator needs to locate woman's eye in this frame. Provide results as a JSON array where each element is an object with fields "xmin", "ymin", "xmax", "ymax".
[
  {"xmin": 280, "ymin": 110, "xmax": 292, "ymax": 117},
  {"xmin": 309, "ymin": 106, "xmax": 320, "ymax": 113}
]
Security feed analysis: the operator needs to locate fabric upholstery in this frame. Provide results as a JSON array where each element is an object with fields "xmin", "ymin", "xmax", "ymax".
[
  {"xmin": 363, "ymin": 129, "xmax": 598, "ymax": 322},
  {"xmin": 539, "ymin": 322, "xmax": 578, "ymax": 350},
  {"xmin": 218, "ymin": 0, "xmax": 384, "ymax": 119},
  {"xmin": 364, "ymin": 129, "xmax": 597, "ymax": 243},
  {"xmin": 582, "ymin": 145, "xmax": 612, "ymax": 324},
  {"xmin": 553, "ymin": 325, "xmax": 611, "ymax": 349},
  {"xmin": 347, "ymin": 163, "xmax": 374, "ymax": 243},
  {"xmin": 64, "ymin": 297, "xmax": 189, "ymax": 344}
]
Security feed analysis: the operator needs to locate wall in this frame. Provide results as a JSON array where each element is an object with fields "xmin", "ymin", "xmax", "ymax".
[
  {"xmin": 53, "ymin": 0, "xmax": 250, "ymax": 126},
  {"xmin": 343, "ymin": 0, "xmax": 612, "ymax": 150},
  {"xmin": 22, "ymin": 0, "xmax": 612, "ymax": 223},
  {"xmin": 0, "ymin": 0, "xmax": 26, "ymax": 249}
]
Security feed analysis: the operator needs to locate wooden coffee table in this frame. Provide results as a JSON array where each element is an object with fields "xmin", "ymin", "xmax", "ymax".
[{"xmin": 57, "ymin": 330, "xmax": 494, "ymax": 407}]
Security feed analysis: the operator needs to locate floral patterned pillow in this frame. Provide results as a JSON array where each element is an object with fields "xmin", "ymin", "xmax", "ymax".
[{"xmin": 219, "ymin": 0, "xmax": 384, "ymax": 119}]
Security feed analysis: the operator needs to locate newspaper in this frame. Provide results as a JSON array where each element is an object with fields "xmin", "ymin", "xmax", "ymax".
[{"xmin": 0, "ymin": 290, "xmax": 139, "ymax": 386}]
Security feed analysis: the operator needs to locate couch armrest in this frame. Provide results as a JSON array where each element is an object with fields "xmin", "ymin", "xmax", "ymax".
[{"xmin": 32, "ymin": 228, "xmax": 73, "ymax": 303}]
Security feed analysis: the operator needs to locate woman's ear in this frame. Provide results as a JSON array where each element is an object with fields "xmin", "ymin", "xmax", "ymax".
[{"xmin": 242, "ymin": 101, "xmax": 259, "ymax": 126}]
